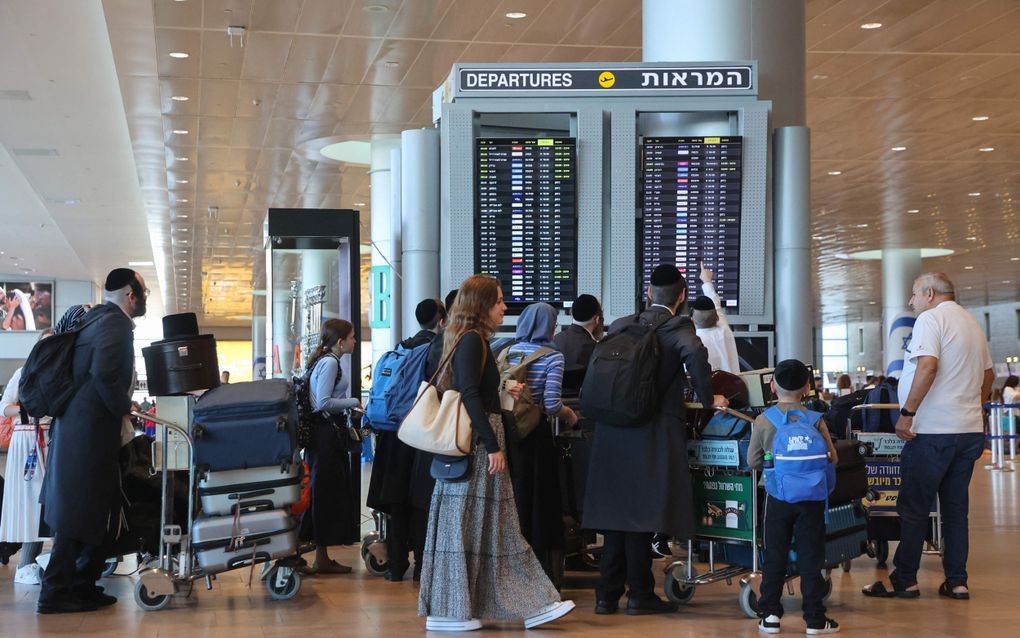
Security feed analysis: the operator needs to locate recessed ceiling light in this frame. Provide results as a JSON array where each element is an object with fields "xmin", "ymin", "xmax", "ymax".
[
  {"xmin": 860, "ymin": 22, "xmax": 883, "ymax": 29},
  {"xmin": 1011, "ymin": 257, "xmax": 1019, "ymax": 261},
  {"xmin": 827, "ymin": 170, "xmax": 842, "ymax": 176},
  {"xmin": 505, "ymin": 11, "xmax": 527, "ymax": 19},
  {"xmin": 891, "ymin": 146, "xmax": 907, "ymax": 152},
  {"xmin": 1004, "ymin": 280, "xmax": 1012, "ymax": 284},
  {"xmin": 176, "ymin": 179, "xmax": 189, "ymax": 184},
  {"xmin": 972, "ymin": 115, "xmax": 989, "ymax": 121},
  {"xmin": 172, "ymin": 129, "xmax": 189, "ymax": 135},
  {"xmin": 128, "ymin": 261, "xmax": 154, "ymax": 267},
  {"xmin": 812, "ymin": 74, "xmax": 829, "ymax": 80},
  {"xmin": 169, "ymin": 52, "xmax": 189, "ymax": 59},
  {"xmin": 979, "ymin": 147, "xmax": 994, "ymax": 152},
  {"xmin": 855, "ymin": 223, "xmax": 869, "ymax": 228},
  {"xmin": 964, "ymin": 286, "xmax": 973, "ymax": 290},
  {"xmin": 868, "ymin": 301, "xmax": 876, "ymax": 305},
  {"xmin": 968, "ymin": 192, "xmax": 981, "ymax": 197},
  {"xmin": 965, "ymin": 265, "xmax": 974, "ymax": 270},
  {"xmin": 177, "ymin": 214, "xmax": 189, "ymax": 218},
  {"xmin": 363, "ymin": 4, "xmax": 388, "ymax": 12},
  {"xmin": 176, "ymin": 156, "xmax": 189, "ymax": 161},
  {"xmin": 383, "ymin": 60, "xmax": 400, "ymax": 68},
  {"xmin": 171, "ymin": 95, "xmax": 189, "ymax": 101},
  {"xmin": 179, "ymin": 239, "xmax": 189, "ymax": 244},
  {"xmin": 907, "ymin": 209, "xmax": 919, "ymax": 213},
  {"xmin": 967, "ymin": 236, "xmax": 978, "ymax": 241}
]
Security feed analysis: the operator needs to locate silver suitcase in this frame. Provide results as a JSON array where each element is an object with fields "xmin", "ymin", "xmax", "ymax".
[
  {"xmin": 192, "ymin": 510, "xmax": 298, "ymax": 575},
  {"xmin": 198, "ymin": 464, "xmax": 301, "ymax": 516}
]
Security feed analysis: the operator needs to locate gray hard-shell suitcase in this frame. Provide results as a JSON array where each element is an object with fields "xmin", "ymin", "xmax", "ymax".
[
  {"xmin": 191, "ymin": 510, "xmax": 298, "ymax": 575},
  {"xmin": 197, "ymin": 464, "xmax": 301, "ymax": 516},
  {"xmin": 191, "ymin": 379, "xmax": 298, "ymax": 472}
]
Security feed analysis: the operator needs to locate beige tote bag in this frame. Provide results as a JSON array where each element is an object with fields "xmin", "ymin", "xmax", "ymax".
[{"xmin": 397, "ymin": 332, "xmax": 485, "ymax": 457}]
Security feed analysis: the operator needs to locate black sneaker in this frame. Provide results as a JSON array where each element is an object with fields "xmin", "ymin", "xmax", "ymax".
[
  {"xmin": 759, "ymin": 614, "xmax": 781, "ymax": 634},
  {"xmin": 37, "ymin": 593, "xmax": 100, "ymax": 615},
  {"xmin": 74, "ymin": 585, "xmax": 117, "ymax": 607},
  {"xmin": 594, "ymin": 599, "xmax": 619, "ymax": 615},
  {"xmin": 806, "ymin": 618, "xmax": 840, "ymax": 635}
]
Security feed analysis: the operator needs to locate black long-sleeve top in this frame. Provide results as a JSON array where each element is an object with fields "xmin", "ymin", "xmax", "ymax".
[{"xmin": 450, "ymin": 330, "xmax": 501, "ymax": 453}]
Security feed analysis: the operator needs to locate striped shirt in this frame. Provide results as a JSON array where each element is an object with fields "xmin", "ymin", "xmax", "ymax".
[{"xmin": 505, "ymin": 342, "xmax": 566, "ymax": 415}]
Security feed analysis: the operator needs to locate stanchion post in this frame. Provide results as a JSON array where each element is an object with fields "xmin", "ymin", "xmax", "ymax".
[{"xmin": 985, "ymin": 405, "xmax": 1001, "ymax": 471}]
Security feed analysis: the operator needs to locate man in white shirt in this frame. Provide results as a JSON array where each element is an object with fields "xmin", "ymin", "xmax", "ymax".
[
  {"xmin": 863, "ymin": 272, "xmax": 993, "ymax": 602},
  {"xmin": 690, "ymin": 265, "xmax": 740, "ymax": 373}
]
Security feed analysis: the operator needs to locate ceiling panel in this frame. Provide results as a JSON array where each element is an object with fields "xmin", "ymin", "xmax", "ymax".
[{"xmin": 295, "ymin": 0, "xmax": 354, "ymax": 35}]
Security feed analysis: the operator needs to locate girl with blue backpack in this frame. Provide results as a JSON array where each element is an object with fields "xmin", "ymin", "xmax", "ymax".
[{"xmin": 748, "ymin": 359, "xmax": 840, "ymax": 635}]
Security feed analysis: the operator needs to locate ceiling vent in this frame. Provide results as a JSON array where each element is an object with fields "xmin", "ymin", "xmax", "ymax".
[
  {"xmin": 0, "ymin": 90, "xmax": 31, "ymax": 100},
  {"xmin": 13, "ymin": 148, "xmax": 59, "ymax": 157}
]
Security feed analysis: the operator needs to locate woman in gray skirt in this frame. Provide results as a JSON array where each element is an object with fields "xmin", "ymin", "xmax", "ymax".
[{"xmin": 418, "ymin": 275, "xmax": 575, "ymax": 632}]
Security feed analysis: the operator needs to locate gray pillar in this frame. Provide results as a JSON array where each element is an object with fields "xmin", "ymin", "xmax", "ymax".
[
  {"xmin": 774, "ymin": 126, "xmax": 813, "ymax": 363},
  {"xmin": 370, "ymin": 137, "xmax": 401, "ymax": 364},
  {"xmin": 882, "ymin": 249, "xmax": 921, "ymax": 378},
  {"xmin": 642, "ymin": 0, "xmax": 805, "ymax": 128},
  {"xmin": 400, "ymin": 128, "xmax": 442, "ymax": 333}
]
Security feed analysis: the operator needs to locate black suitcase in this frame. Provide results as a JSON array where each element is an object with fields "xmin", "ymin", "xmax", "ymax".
[
  {"xmin": 829, "ymin": 440, "xmax": 869, "ymax": 504},
  {"xmin": 192, "ymin": 379, "xmax": 297, "ymax": 472},
  {"xmin": 143, "ymin": 335, "xmax": 221, "ymax": 395}
]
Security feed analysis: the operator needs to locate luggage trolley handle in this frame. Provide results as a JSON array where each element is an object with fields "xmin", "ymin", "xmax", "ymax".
[
  {"xmin": 131, "ymin": 410, "xmax": 196, "ymax": 574},
  {"xmin": 849, "ymin": 403, "xmax": 901, "ymax": 440}
]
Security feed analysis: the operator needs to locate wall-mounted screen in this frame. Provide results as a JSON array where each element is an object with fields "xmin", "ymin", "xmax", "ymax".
[
  {"xmin": 1, "ymin": 280, "xmax": 54, "ymax": 331},
  {"xmin": 639, "ymin": 136, "xmax": 742, "ymax": 311},
  {"xmin": 475, "ymin": 137, "xmax": 577, "ymax": 307}
]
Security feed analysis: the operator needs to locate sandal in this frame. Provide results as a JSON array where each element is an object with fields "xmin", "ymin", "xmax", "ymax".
[
  {"xmin": 938, "ymin": 581, "xmax": 969, "ymax": 600},
  {"xmin": 312, "ymin": 559, "xmax": 352, "ymax": 575},
  {"xmin": 862, "ymin": 581, "xmax": 920, "ymax": 598}
]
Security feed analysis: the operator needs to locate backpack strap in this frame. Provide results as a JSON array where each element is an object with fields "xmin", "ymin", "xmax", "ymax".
[{"xmin": 502, "ymin": 345, "xmax": 555, "ymax": 373}]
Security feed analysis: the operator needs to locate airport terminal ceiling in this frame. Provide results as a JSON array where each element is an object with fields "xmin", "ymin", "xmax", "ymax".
[{"xmin": 1, "ymin": 0, "xmax": 1019, "ymax": 327}]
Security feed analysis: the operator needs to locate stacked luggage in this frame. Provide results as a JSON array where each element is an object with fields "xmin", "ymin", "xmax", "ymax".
[{"xmin": 191, "ymin": 379, "xmax": 302, "ymax": 575}]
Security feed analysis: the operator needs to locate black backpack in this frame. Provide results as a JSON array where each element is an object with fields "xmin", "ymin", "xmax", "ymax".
[
  {"xmin": 823, "ymin": 388, "xmax": 869, "ymax": 440},
  {"xmin": 292, "ymin": 353, "xmax": 339, "ymax": 449},
  {"xmin": 18, "ymin": 330, "xmax": 81, "ymax": 419},
  {"xmin": 580, "ymin": 314, "xmax": 670, "ymax": 427}
]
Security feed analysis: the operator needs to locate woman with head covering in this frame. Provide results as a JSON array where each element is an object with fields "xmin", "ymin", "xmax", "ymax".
[
  {"xmin": 502, "ymin": 302, "xmax": 578, "ymax": 586},
  {"xmin": 0, "ymin": 328, "xmax": 56, "ymax": 584}
]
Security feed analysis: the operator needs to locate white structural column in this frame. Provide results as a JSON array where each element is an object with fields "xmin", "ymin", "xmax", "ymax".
[
  {"xmin": 642, "ymin": 0, "xmax": 806, "ymax": 128},
  {"xmin": 882, "ymin": 248, "xmax": 921, "ymax": 378},
  {"xmin": 400, "ymin": 128, "xmax": 442, "ymax": 332},
  {"xmin": 774, "ymin": 127, "xmax": 813, "ymax": 362},
  {"xmin": 370, "ymin": 137, "xmax": 402, "ymax": 366}
]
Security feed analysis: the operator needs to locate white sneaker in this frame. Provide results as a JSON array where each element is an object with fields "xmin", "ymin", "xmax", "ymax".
[
  {"xmin": 425, "ymin": 617, "xmax": 482, "ymax": 632},
  {"xmin": 524, "ymin": 600, "xmax": 576, "ymax": 629},
  {"xmin": 14, "ymin": 563, "xmax": 43, "ymax": 586},
  {"xmin": 35, "ymin": 552, "xmax": 51, "ymax": 571},
  {"xmin": 759, "ymin": 614, "xmax": 781, "ymax": 634}
]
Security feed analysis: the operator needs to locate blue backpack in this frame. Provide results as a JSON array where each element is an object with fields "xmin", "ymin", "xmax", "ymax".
[
  {"xmin": 862, "ymin": 383, "xmax": 900, "ymax": 433},
  {"xmin": 763, "ymin": 406, "xmax": 836, "ymax": 503},
  {"xmin": 366, "ymin": 342, "xmax": 432, "ymax": 432}
]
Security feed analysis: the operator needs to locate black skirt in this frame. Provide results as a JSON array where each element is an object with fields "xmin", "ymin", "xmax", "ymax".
[
  {"xmin": 299, "ymin": 421, "xmax": 358, "ymax": 546},
  {"xmin": 509, "ymin": 417, "xmax": 564, "ymax": 553},
  {"xmin": 366, "ymin": 430, "xmax": 417, "ymax": 513}
]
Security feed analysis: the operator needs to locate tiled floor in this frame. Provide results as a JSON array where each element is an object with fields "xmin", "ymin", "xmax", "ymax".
[{"xmin": 1, "ymin": 454, "xmax": 1017, "ymax": 637}]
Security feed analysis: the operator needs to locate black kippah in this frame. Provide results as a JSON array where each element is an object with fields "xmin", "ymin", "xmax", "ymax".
[
  {"xmin": 691, "ymin": 296, "xmax": 716, "ymax": 311},
  {"xmin": 650, "ymin": 264, "xmax": 683, "ymax": 286},
  {"xmin": 773, "ymin": 359, "xmax": 811, "ymax": 392},
  {"xmin": 105, "ymin": 268, "xmax": 137, "ymax": 292},
  {"xmin": 415, "ymin": 298, "xmax": 440, "ymax": 325},
  {"xmin": 570, "ymin": 294, "xmax": 600, "ymax": 322}
]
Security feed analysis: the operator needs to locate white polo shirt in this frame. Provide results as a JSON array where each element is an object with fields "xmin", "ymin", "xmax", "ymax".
[{"xmin": 899, "ymin": 300, "xmax": 992, "ymax": 434}]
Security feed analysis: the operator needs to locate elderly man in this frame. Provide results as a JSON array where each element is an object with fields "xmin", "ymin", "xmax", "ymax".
[
  {"xmin": 863, "ymin": 272, "xmax": 993, "ymax": 601},
  {"xmin": 38, "ymin": 269, "xmax": 146, "ymax": 614}
]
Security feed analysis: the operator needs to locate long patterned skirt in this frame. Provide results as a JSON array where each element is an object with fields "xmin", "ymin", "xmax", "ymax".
[{"xmin": 418, "ymin": 414, "xmax": 560, "ymax": 620}]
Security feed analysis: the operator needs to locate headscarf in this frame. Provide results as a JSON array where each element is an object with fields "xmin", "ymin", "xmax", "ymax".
[
  {"xmin": 515, "ymin": 302, "xmax": 558, "ymax": 346},
  {"xmin": 53, "ymin": 304, "xmax": 91, "ymax": 334}
]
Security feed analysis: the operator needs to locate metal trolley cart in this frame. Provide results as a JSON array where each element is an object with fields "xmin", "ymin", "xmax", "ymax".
[
  {"xmin": 850, "ymin": 403, "xmax": 943, "ymax": 566},
  {"xmin": 360, "ymin": 510, "xmax": 390, "ymax": 576},
  {"xmin": 131, "ymin": 411, "xmax": 307, "ymax": 611}
]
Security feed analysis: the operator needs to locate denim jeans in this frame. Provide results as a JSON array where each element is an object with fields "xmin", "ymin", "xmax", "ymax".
[{"xmin": 891, "ymin": 432, "xmax": 984, "ymax": 588}]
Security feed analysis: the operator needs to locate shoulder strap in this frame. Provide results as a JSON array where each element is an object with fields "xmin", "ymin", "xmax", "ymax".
[
  {"xmin": 504, "ymin": 345, "xmax": 555, "ymax": 372},
  {"xmin": 762, "ymin": 405, "xmax": 783, "ymax": 427}
]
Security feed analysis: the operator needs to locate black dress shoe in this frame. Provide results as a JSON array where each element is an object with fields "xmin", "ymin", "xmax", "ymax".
[
  {"xmin": 594, "ymin": 600, "xmax": 619, "ymax": 615},
  {"xmin": 626, "ymin": 596, "xmax": 679, "ymax": 615},
  {"xmin": 74, "ymin": 585, "xmax": 117, "ymax": 607},
  {"xmin": 384, "ymin": 571, "xmax": 404, "ymax": 582},
  {"xmin": 37, "ymin": 593, "xmax": 100, "ymax": 615}
]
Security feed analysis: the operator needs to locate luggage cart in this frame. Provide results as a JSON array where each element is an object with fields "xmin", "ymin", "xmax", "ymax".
[
  {"xmin": 360, "ymin": 510, "xmax": 390, "ymax": 576},
  {"xmin": 850, "ymin": 404, "xmax": 943, "ymax": 567},
  {"xmin": 130, "ymin": 411, "xmax": 308, "ymax": 611}
]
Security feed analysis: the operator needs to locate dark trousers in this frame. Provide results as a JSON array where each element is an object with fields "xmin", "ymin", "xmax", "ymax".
[
  {"xmin": 410, "ymin": 506, "xmax": 428, "ymax": 575},
  {"xmin": 892, "ymin": 432, "xmax": 984, "ymax": 588},
  {"xmin": 759, "ymin": 496, "xmax": 827, "ymax": 624},
  {"xmin": 386, "ymin": 502, "xmax": 414, "ymax": 574},
  {"xmin": 597, "ymin": 530, "xmax": 654, "ymax": 602},
  {"xmin": 40, "ymin": 533, "xmax": 107, "ymax": 601}
]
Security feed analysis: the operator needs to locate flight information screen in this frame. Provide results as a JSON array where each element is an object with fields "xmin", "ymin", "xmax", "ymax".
[
  {"xmin": 640, "ymin": 136, "xmax": 742, "ymax": 311},
  {"xmin": 475, "ymin": 137, "xmax": 577, "ymax": 306}
]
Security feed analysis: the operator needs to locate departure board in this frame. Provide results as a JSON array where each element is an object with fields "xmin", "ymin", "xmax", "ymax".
[
  {"xmin": 640, "ymin": 136, "xmax": 742, "ymax": 311},
  {"xmin": 475, "ymin": 137, "xmax": 577, "ymax": 306}
]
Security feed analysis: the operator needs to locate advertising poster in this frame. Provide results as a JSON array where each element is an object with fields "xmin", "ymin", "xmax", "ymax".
[{"xmin": 0, "ymin": 281, "xmax": 54, "ymax": 331}]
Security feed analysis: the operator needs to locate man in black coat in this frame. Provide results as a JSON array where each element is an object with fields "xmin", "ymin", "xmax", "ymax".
[
  {"xmin": 553, "ymin": 294, "xmax": 603, "ymax": 393},
  {"xmin": 583, "ymin": 265, "xmax": 727, "ymax": 616},
  {"xmin": 38, "ymin": 268, "xmax": 146, "ymax": 614}
]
